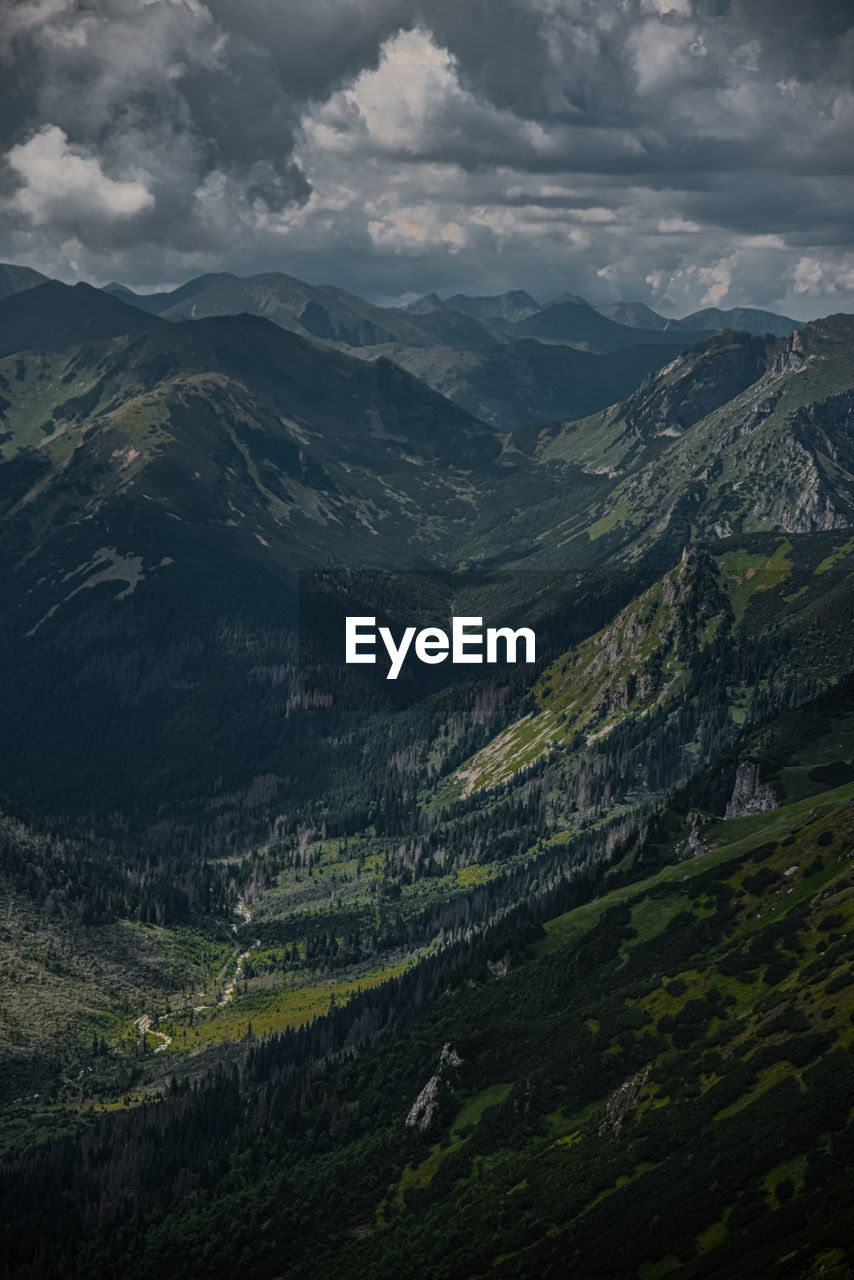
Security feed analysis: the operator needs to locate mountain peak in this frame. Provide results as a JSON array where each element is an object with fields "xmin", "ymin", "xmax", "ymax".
[
  {"xmin": 0, "ymin": 261, "xmax": 50, "ymax": 302},
  {"xmin": 441, "ymin": 290, "xmax": 541, "ymax": 323},
  {"xmin": 402, "ymin": 292, "xmax": 446, "ymax": 314},
  {"xmin": 0, "ymin": 278, "xmax": 165, "ymax": 359},
  {"xmin": 595, "ymin": 301, "xmax": 670, "ymax": 330},
  {"xmin": 674, "ymin": 305, "xmax": 801, "ymax": 337},
  {"xmin": 546, "ymin": 291, "xmax": 592, "ymax": 308}
]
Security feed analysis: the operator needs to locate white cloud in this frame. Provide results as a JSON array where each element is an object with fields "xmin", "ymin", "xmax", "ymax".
[
  {"xmin": 657, "ymin": 217, "xmax": 701, "ymax": 233},
  {"xmin": 792, "ymin": 256, "xmax": 825, "ymax": 295},
  {"xmin": 0, "ymin": 0, "xmax": 851, "ymax": 318},
  {"xmin": 697, "ymin": 261, "xmax": 732, "ymax": 307},
  {"xmin": 629, "ymin": 18, "xmax": 704, "ymax": 95},
  {"xmin": 640, "ymin": 0, "xmax": 692, "ymax": 14},
  {"xmin": 5, "ymin": 125, "xmax": 154, "ymax": 225},
  {"xmin": 330, "ymin": 28, "xmax": 458, "ymax": 153}
]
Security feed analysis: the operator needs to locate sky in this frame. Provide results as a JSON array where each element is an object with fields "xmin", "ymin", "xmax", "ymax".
[{"xmin": 0, "ymin": 0, "xmax": 852, "ymax": 318}]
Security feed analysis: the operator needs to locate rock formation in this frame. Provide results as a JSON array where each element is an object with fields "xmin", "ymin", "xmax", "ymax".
[
  {"xmin": 725, "ymin": 759, "xmax": 778, "ymax": 819},
  {"xmin": 406, "ymin": 1043, "xmax": 463, "ymax": 1131},
  {"xmin": 599, "ymin": 1065, "xmax": 651, "ymax": 1137}
]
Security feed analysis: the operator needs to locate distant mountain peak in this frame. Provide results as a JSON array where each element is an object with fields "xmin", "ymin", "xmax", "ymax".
[
  {"xmin": 0, "ymin": 278, "xmax": 165, "ymax": 359},
  {"xmin": 102, "ymin": 281, "xmax": 138, "ymax": 298},
  {"xmin": 594, "ymin": 300, "xmax": 801, "ymax": 339},
  {"xmin": 440, "ymin": 290, "xmax": 540, "ymax": 323},
  {"xmin": 595, "ymin": 301, "xmax": 670, "ymax": 331},
  {"xmin": 545, "ymin": 291, "xmax": 593, "ymax": 308},
  {"xmin": 402, "ymin": 292, "xmax": 446, "ymax": 315},
  {"xmin": 0, "ymin": 261, "xmax": 50, "ymax": 302},
  {"xmin": 676, "ymin": 305, "xmax": 802, "ymax": 337}
]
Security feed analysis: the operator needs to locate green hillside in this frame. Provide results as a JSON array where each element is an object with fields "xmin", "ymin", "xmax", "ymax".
[
  {"xmin": 350, "ymin": 337, "xmax": 692, "ymax": 430},
  {"xmin": 298, "ymin": 768, "xmax": 854, "ymax": 1280},
  {"xmin": 4, "ymin": 690, "xmax": 854, "ymax": 1278},
  {"xmin": 1, "ymin": 290, "xmax": 854, "ymax": 1280},
  {"xmin": 456, "ymin": 530, "xmax": 853, "ymax": 793}
]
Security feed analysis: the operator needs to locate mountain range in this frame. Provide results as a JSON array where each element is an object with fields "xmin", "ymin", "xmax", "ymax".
[
  {"xmin": 0, "ymin": 272, "xmax": 850, "ymax": 826},
  {"xmin": 2, "ymin": 263, "xmax": 801, "ymax": 429},
  {"xmin": 0, "ymin": 258, "xmax": 853, "ymax": 1280},
  {"xmin": 405, "ymin": 286, "xmax": 801, "ymax": 338}
]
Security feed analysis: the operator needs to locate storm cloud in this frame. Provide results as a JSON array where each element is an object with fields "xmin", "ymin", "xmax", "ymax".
[{"xmin": 0, "ymin": 0, "xmax": 852, "ymax": 316}]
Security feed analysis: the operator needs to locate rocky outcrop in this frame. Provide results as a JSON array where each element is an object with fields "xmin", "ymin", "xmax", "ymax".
[
  {"xmin": 725, "ymin": 760, "xmax": 778, "ymax": 819},
  {"xmin": 622, "ymin": 332, "xmax": 770, "ymax": 441},
  {"xmin": 770, "ymin": 328, "xmax": 809, "ymax": 378},
  {"xmin": 406, "ymin": 1044, "xmax": 463, "ymax": 1131},
  {"xmin": 686, "ymin": 810, "xmax": 711, "ymax": 857},
  {"xmin": 599, "ymin": 1065, "xmax": 650, "ymax": 1137}
]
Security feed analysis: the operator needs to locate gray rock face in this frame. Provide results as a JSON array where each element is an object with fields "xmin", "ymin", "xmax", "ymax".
[
  {"xmin": 686, "ymin": 810, "xmax": 711, "ymax": 857},
  {"xmin": 599, "ymin": 1065, "xmax": 650, "ymax": 1136},
  {"xmin": 771, "ymin": 327, "xmax": 809, "ymax": 377},
  {"xmin": 406, "ymin": 1043, "xmax": 463, "ymax": 1130},
  {"xmin": 725, "ymin": 760, "xmax": 778, "ymax": 819}
]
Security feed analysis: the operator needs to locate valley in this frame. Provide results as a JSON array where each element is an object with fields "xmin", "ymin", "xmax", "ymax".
[{"xmin": 0, "ymin": 261, "xmax": 852, "ymax": 1279}]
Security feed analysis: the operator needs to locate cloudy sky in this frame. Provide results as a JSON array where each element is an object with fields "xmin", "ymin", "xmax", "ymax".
[{"xmin": 1, "ymin": 0, "xmax": 852, "ymax": 317}]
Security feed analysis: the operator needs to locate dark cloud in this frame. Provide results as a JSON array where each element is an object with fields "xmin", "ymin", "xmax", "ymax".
[{"xmin": 0, "ymin": 0, "xmax": 852, "ymax": 317}]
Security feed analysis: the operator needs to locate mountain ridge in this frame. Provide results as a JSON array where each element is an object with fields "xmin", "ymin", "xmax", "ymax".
[
  {"xmin": 1, "ymin": 261, "xmax": 854, "ymax": 1280},
  {"xmin": 0, "ymin": 279, "xmax": 165, "ymax": 360}
]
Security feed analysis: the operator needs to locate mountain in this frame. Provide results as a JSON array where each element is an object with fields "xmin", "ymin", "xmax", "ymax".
[
  {"xmin": 351, "ymin": 336, "xmax": 691, "ymax": 430},
  {"xmin": 0, "ymin": 313, "xmax": 555, "ymax": 824},
  {"xmin": 440, "ymin": 289, "xmax": 541, "ymax": 324},
  {"xmin": 676, "ymin": 305, "xmax": 801, "ymax": 337},
  {"xmin": 101, "ymin": 272, "xmax": 239, "ymax": 313},
  {"xmin": 402, "ymin": 291, "xmax": 446, "ymax": 315},
  {"xmin": 524, "ymin": 316, "xmax": 854, "ymax": 566},
  {"xmin": 0, "ymin": 262, "xmax": 50, "ymax": 301},
  {"xmin": 0, "ymin": 279, "xmax": 165, "ymax": 360},
  {"xmin": 596, "ymin": 300, "xmax": 671, "ymax": 330},
  {"xmin": 2, "ymin": 311, "xmax": 852, "ymax": 823},
  {"xmin": 402, "ymin": 290, "xmax": 540, "ymax": 324},
  {"xmin": 515, "ymin": 296, "xmax": 708, "ymax": 352},
  {"xmin": 92, "ymin": 271, "xmax": 803, "ymax": 429},
  {"xmin": 97, "ymin": 267, "xmax": 803, "ymax": 356},
  {"xmin": 547, "ymin": 290, "xmax": 594, "ymax": 307},
  {"xmin": 0, "ymin": 311, "xmax": 505, "ymax": 563},
  {"xmin": 457, "ymin": 530, "xmax": 854, "ymax": 794},
  {"xmin": 524, "ymin": 329, "xmax": 774, "ymax": 477},
  {"xmin": 3, "ymin": 264, "xmax": 854, "ymax": 1280},
  {"xmin": 102, "ymin": 281, "xmax": 141, "ymax": 301},
  {"xmin": 100, "ymin": 269, "xmax": 705, "ymax": 436},
  {"xmin": 7, "ymin": 639, "xmax": 854, "ymax": 1277},
  {"xmin": 116, "ymin": 270, "xmax": 500, "ymax": 349},
  {"xmin": 596, "ymin": 301, "xmax": 801, "ymax": 338},
  {"xmin": 285, "ymin": 746, "xmax": 854, "ymax": 1280}
]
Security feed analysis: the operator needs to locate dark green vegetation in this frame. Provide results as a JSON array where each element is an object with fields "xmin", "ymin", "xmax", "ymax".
[
  {"xmin": 4, "ymin": 693, "xmax": 854, "ymax": 1279},
  {"xmin": 0, "ymin": 267, "xmax": 852, "ymax": 1278},
  {"xmin": 3, "ymin": 311, "xmax": 850, "ymax": 825}
]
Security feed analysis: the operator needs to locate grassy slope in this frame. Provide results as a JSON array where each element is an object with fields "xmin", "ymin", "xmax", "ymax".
[
  {"xmin": 304, "ymin": 772, "xmax": 854, "ymax": 1280},
  {"xmin": 579, "ymin": 315, "xmax": 854, "ymax": 560},
  {"xmin": 14, "ymin": 688, "xmax": 853, "ymax": 1279},
  {"xmin": 514, "ymin": 316, "xmax": 854, "ymax": 567},
  {"xmin": 0, "ymin": 893, "xmax": 233, "ymax": 1107},
  {"xmin": 457, "ymin": 530, "xmax": 853, "ymax": 793}
]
